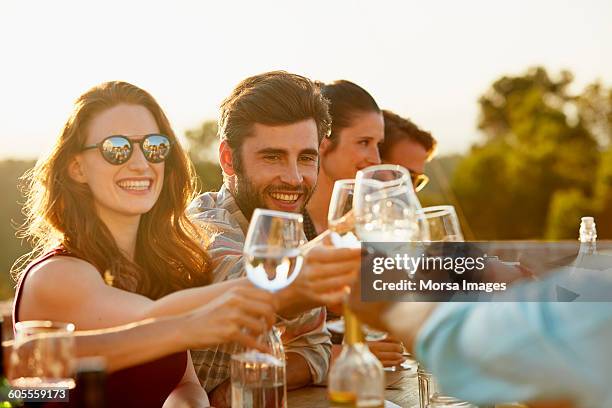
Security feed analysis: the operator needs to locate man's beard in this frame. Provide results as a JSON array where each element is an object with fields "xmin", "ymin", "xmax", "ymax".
[{"xmin": 231, "ymin": 172, "xmax": 314, "ymax": 221}]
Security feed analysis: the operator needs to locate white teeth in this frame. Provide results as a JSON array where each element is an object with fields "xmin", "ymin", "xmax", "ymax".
[
  {"xmin": 117, "ymin": 180, "xmax": 151, "ymax": 190},
  {"xmin": 270, "ymin": 193, "xmax": 300, "ymax": 202}
]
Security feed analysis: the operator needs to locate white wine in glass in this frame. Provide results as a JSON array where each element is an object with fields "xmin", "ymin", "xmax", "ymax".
[
  {"xmin": 232, "ymin": 209, "xmax": 305, "ymax": 408},
  {"xmin": 418, "ymin": 205, "xmax": 464, "ymax": 242},
  {"xmin": 243, "ymin": 209, "xmax": 305, "ymax": 293}
]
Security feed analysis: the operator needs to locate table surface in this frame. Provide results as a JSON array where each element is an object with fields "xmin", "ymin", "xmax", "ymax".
[{"xmin": 288, "ymin": 368, "xmax": 419, "ymax": 408}]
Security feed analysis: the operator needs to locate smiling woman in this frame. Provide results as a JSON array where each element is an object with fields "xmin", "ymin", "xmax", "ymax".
[{"xmin": 9, "ymin": 81, "xmax": 278, "ymax": 407}]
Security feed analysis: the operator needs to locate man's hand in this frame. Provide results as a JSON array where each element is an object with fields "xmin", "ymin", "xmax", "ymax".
[
  {"xmin": 367, "ymin": 337, "xmax": 406, "ymax": 367},
  {"xmin": 347, "ymin": 269, "xmax": 392, "ymax": 331},
  {"xmin": 277, "ymin": 245, "xmax": 361, "ymax": 317}
]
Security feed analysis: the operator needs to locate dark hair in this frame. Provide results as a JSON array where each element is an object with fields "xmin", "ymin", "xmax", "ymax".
[
  {"xmin": 380, "ymin": 110, "xmax": 437, "ymax": 160},
  {"xmin": 219, "ymin": 71, "xmax": 331, "ymax": 175},
  {"xmin": 15, "ymin": 81, "xmax": 212, "ymax": 299},
  {"xmin": 318, "ymin": 80, "xmax": 380, "ymax": 151}
]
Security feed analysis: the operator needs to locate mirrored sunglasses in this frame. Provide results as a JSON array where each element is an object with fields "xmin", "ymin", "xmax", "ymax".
[{"xmin": 81, "ymin": 134, "xmax": 172, "ymax": 165}]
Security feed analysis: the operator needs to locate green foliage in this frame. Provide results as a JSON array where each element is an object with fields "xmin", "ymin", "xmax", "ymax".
[
  {"xmin": 545, "ymin": 189, "xmax": 593, "ymax": 239},
  {"xmin": 453, "ymin": 66, "xmax": 606, "ymax": 239}
]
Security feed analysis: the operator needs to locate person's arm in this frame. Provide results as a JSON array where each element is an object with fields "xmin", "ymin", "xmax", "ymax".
[
  {"xmin": 382, "ymin": 273, "xmax": 612, "ymax": 406},
  {"xmin": 14, "ymin": 276, "xmax": 276, "ymax": 373},
  {"xmin": 201, "ymin": 218, "xmax": 362, "ymax": 319},
  {"xmin": 18, "ymin": 256, "xmax": 252, "ymax": 330},
  {"xmin": 285, "ymin": 353, "xmax": 314, "ymax": 389},
  {"xmin": 163, "ymin": 354, "xmax": 209, "ymax": 408},
  {"xmin": 281, "ymin": 306, "xmax": 332, "ymax": 388}
]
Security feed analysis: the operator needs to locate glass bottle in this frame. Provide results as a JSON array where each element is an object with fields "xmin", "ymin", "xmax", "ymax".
[
  {"xmin": 75, "ymin": 357, "xmax": 106, "ymax": 408},
  {"xmin": 328, "ymin": 304, "xmax": 384, "ymax": 408},
  {"xmin": 579, "ymin": 216, "xmax": 597, "ymax": 255}
]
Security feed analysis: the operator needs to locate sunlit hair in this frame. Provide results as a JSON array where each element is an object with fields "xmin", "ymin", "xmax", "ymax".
[
  {"xmin": 218, "ymin": 71, "xmax": 331, "ymax": 178},
  {"xmin": 13, "ymin": 81, "xmax": 212, "ymax": 299},
  {"xmin": 380, "ymin": 110, "xmax": 437, "ymax": 161}
]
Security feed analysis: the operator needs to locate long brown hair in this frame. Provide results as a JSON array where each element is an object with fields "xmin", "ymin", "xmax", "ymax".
[{"xmin": 13, "ymin": 81, "xmax": 211, "ymax": 299}]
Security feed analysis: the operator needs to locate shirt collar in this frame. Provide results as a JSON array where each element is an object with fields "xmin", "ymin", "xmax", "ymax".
[{"xmin": 217, "ymin": 184, "xmax": 250, "ymax": 234}]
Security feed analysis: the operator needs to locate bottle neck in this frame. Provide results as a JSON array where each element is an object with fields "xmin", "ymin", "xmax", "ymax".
[{"xmin": 343, "ymin": 304, "xmax": 364, "ymax": 345}]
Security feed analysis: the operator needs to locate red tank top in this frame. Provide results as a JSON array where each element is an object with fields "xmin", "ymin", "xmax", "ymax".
[{"xmin": 13, "ymin": 248, "xmax": 188, "ymax": 408}]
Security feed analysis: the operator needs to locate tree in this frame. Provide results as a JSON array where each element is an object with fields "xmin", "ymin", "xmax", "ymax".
[{"xmin": 453, "ymin": 67, "xmax": 601, "ymax": 239}]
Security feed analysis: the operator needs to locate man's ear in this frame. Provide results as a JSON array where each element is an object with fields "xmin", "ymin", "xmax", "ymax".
[
  {"xmin": 68, "ymin": 155, "xmax": 87, "ymax": 183},
  {"xmin": 219, "ymin": 140, "xmax": 236, "ymax": 176}
]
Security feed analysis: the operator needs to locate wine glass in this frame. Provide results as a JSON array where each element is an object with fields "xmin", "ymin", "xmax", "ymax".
[
  {"xmin": 9, "ymin": 321, "xmax": 76, "ymax": 389},
  {"xmin": 353, "ymin": 164, "xmax": 429, "ymax": 243},
  {"xmin": 233, "ymin": 209, "xmax": 305, "ymax": 408},
  {"xmin": 243, "ymin": 209, "xmax": 305, "ymax": 292},
  {"xmin": 419, "ymin": 205, "xmax": 464, "ymax": 242},
  {"xmin": 327, "ymin": 179, "xmax": 359, "ymax": 248}
]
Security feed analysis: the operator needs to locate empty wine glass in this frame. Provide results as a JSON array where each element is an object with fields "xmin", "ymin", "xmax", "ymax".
[
  {"xmin": 9, "ymin": 321, "xmax": 76, "ymax": 389},
  {"xmin": 419, "ymin": 205, "xmax": 464, "ymax": 242},
  {"xmin": 353, "ymin": 164, "xmax": 429, "ymax": 243}
]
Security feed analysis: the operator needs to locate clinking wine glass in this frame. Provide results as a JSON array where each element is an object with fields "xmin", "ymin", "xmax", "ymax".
[
  {"xmin": 353, "ymin": 165, "xmax": 428, "ymax": 372},
  {"xmin": 419, "ymin": 205, "xmax": 464, "ymax": 242},
  {"xmin": 353, "ymin": 164, "xmax": 429, "ymax": 243},
  {"xmin": 231, "ymin": 209, "xmax": 305, "ymax": 408},
  {"xmin": 327, "ymin": 179, "xmax": 382, "ymax": 335}
]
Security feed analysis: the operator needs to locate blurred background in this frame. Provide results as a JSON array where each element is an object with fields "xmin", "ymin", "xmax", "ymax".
[{"xmin": 1, "ymin": 0, "xmax": 611, "ymax": 299}]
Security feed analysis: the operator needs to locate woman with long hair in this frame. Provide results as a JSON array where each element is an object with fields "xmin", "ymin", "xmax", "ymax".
[{"xmin": 12, "ymin": 81, "xmax": 275, "ymax": 407}]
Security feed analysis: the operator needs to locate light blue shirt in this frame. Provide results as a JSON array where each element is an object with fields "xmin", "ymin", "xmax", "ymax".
[{"xmin": 414, "ymin": 266, "xmax": 612, "ymax": 407}]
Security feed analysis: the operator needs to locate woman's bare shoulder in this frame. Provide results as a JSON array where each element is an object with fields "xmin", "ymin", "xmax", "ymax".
[{"xmin": 23, "ymin": 255, "xmax": 105, "ymax": 301}]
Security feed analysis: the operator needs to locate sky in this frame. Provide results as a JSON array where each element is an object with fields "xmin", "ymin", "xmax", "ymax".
[{"xmin": 1, "ymin": 0, "xmax": 611, "ymax": 159}]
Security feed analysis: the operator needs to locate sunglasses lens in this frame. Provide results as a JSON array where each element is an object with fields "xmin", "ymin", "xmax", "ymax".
[
  {"xmin": 101, "ymin": 137, "xmax": 132, "ymax": 164},
  {"xmin": 142, "ymin": 135, "xmax": 171, "ymax": 163}
]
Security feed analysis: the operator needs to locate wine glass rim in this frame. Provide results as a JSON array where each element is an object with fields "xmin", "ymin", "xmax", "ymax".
[
  {"xmin": 333, "ymin": 178, "xmax": 356, "ymax": 187},
  {"xmin": 251, "ymin": 208, "xmax": 304, "ymax": 221},
  {"xmin": 419, "ymin": 205, "xmax": 457, "ymax": 218},
  {"xmin": 358, "ymin": 163, "xmax": 410, "ymax": 175}
]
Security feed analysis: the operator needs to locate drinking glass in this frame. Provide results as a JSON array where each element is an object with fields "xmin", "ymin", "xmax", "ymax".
[
  {"xmin": 243, "ymin": 209, "xmax": 305, "ymax": 292},
  {"xmin": 354, "ymin": 164, "xmax": 429, "ymax": 243},
  {"xmin": 9, "ymin": 321, "xmax": 76, "ymax": 389},
  {"xmin": 418, "ymin": 365, "xmax": 476, "ymax": 408},
  {"xmin": 232, "ymin": 209, "xmax": 305, "ymax": 408},
  {"xmin": 419, "ymin": 205, "xmax": 464, "ymax": 242}
]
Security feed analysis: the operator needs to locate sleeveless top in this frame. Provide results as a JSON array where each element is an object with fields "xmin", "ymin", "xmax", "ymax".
[{"xmin": 13, "ymin": 248, "xmax": 188, "ymax": 408}]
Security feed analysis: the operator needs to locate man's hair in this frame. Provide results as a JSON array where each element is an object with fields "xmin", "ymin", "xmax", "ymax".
[
  {"xmin": 318, "ymin": 80, "xmax": 380, "ymax": 151},
  {"xmin": 380, "ymin": 110, "xmax": 437, "ymax": 160},
  {"xmin": 219, "ymin": 71, "xmax": 331, "ymax": 174}
]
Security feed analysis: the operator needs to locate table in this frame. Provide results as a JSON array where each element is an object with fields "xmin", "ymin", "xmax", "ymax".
[{"xmin": 288, "ymin": 369, "xmax": 420, "ymax": 407}]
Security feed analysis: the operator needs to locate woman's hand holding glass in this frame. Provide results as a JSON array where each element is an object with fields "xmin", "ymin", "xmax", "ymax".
[{"xmin": 182, "ymin": 286, "xmax": 278, "ymax": 352}]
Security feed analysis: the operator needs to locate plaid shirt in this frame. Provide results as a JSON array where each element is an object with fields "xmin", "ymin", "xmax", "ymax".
[{"xmin": 187, "ymin": 185, "xmax": 331, "ymax": 392}]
